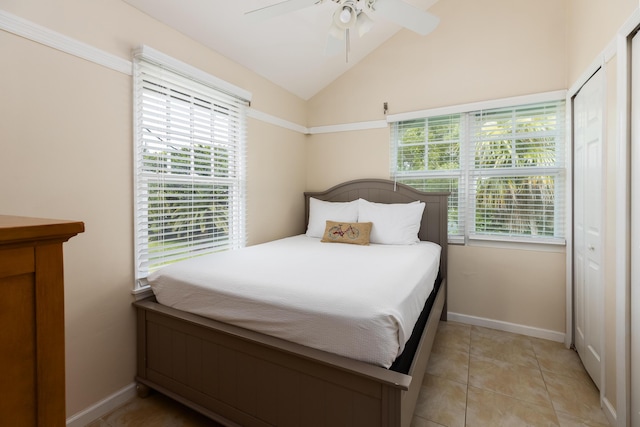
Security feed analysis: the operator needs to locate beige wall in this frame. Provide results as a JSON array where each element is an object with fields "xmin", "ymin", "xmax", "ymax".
[
  {"xmin": 247, "ymin": 121, "xmax": 308, "ymax": 242},
  {"xmin": 1, "ymin": 0, "xmax": 307, "ymax": 417},
  {"xmin": 566, "ymin": 0, "xmax": 638, "ymax": 84},
  {"xmin": 307, "ymin": 0, "xmax": 569, "ymax": 335},
  {"xmin": 448, "ymin": 245, "xmax": 566, "ymax": 331},
  {"xmin": 306, "ymin": 129, "xmax": 390, "ymax": 190}
]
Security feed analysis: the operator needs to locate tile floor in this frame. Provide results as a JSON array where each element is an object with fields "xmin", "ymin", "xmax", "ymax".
[
  {"xmin": 87, "ymin": 321, "xmax": 610, "ymax": 426},
  {"xmin": 413, "ymin": 321, "xmax": 609, "ymax": 427}
]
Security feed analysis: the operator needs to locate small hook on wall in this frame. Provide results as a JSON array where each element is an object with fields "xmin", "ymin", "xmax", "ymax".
[{"xmin": 383, "ymin": 102, "xmax": 388, "ymax": 115}]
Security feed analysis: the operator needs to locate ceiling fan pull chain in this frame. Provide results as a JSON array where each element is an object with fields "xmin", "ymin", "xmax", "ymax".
[{"xmin": 345, "ymin": 28, "xmax": 351, "ymax": 62}]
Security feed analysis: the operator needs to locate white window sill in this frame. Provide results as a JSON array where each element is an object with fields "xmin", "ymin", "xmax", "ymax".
[
  {"xmin": 466, "ymin": 234, "xmax": 566, "ymax": 252},
  {"xmin": 131, "ymin": 282, "xmax": 154, "ymax": 300},
  {"xmin": 445, "ymin": 234, "xmax": 565, "ymax": 252}
]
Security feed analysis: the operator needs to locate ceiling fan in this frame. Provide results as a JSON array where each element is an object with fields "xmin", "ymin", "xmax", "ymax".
[{"xmin": 245, "ymin": 0, "xmax": 440, "ymax": 61}]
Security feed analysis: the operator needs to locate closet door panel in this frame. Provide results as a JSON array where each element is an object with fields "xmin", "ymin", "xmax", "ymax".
[{"xmin": 572, "ymin": 69, "xmax": 604, "ymax": 390}]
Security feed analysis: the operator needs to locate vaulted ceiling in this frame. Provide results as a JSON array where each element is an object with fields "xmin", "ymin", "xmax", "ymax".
[{"xmin": 122, "ymin": 0, "xmax": 439, "ymax": 100}]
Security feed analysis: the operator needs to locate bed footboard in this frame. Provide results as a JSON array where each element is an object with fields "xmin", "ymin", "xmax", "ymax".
[
  {"xmin": 135, "ymin": 302, "xmax": 408, "ymax": 427},
  {"xmin": 133, "ymin": 279, "xmax": 445, "ymax": 427}
]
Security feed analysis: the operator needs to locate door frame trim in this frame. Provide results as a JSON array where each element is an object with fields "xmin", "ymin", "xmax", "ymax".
[{"xmin": 616, "ymin": 9, "xmax": 640, "ymax": 427}]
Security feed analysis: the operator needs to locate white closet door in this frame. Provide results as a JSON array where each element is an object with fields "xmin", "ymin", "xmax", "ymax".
[
  {"xmin": 631, "ymin": 30, "xmax": 640, "ymax": 426},
  {"xmin": 573, "ymin": 68, "xmax": 604, "ymax": 390}
]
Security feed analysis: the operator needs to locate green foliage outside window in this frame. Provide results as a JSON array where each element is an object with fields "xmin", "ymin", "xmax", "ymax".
[
  {"xmin": 142, "ymin": 142, "xmax": 232, "ymax": 266},
  {"xmin": 393, "ymin": 101, "xmax": 564, "ymax": 240}
]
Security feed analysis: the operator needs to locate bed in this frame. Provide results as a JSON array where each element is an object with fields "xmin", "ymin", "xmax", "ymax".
[{"xmin": 133, "ymin": 178, "xmax": 449, "ymax": 427}]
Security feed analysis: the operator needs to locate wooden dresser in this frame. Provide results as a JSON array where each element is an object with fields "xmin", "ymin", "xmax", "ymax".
[{"xmin": 0, "ymin": 216, "xmax": 84, "ymax": 426}]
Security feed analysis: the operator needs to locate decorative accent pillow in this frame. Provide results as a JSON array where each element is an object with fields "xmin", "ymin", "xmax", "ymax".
[
  {"xmin": 357, "ymin": 198, "xmax": 425, "ymax": 245},
  {"xmin": 321, "ymin": 221, "xmax": 372, "ymax": 245},
  {"xmin": 306, "ymin": 198, "xmax": 359, "ymax": 238}
]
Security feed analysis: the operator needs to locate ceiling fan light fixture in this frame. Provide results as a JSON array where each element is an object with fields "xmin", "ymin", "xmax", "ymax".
[
  {"xmin": 339, "ymin": 7, "xmax": 352, "ymax": 24},
  {"xmin": 333, "ymin": 2, "xmax": 357, "ymax": 29}
]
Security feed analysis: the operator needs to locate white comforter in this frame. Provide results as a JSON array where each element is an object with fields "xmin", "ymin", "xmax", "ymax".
[{"xmin": 148, "ymin": 234, "xmax": 441, "ymax": 367}]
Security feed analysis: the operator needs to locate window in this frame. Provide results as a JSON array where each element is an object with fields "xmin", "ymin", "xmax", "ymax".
[
  {"xmin": 391, "ymin": 114, "xmax": 464, "ymax": 237},
  {"xmin": 391, "ymin": 98, "xmax": 565, "ymax": 244},
  {"xmin": 133, "ymin": 47, "xmax": 249, "ymax": 289}
]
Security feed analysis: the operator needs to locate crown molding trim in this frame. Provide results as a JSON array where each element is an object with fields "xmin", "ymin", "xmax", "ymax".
[
  {"xmin": 0, "ymin": 9, "xmax": 132, "ymax": 75},
  {"xmin": 247, "ymin": 108, "xmax": 309, "ymax": 134},
  {"xmin": 308, "ymin": 120, "xmax": 387, "ymax": 134}
]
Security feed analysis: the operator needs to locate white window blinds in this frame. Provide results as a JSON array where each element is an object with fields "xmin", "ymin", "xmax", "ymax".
[
  {"xmin": 468, "ymin": 102, "xmax": 565, "ymax": 240},
  {"xmin": 391, "ymin": 98, "xmax": 565, "ymax": 244},
  {"xmin": 390, "ymin": 114, "xmax": 465, "ymax": 238},
  {"xmin": 133, "ymin": 49, "xmax": 248, "ymax": 287}
]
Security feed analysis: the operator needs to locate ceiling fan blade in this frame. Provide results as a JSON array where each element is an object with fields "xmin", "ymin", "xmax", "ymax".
[
  {"xmin": 245, "ymin": 0, "xmax": 320, "ymax": 23},
  {"xmin": 374, "ymin": 0, "xmax": 440, "ymax": 36},
  {"xmin": 325, "ymin": 32, "xmax": 344, "ymax": 56},
  {"xmin": 356, "ymin": 11, "xmax": 374, "ymax": 37}
]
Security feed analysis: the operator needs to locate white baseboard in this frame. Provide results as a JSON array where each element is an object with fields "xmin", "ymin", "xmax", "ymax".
[
  {"xmin": 601, "ymin": 396, "xmax": 617, "ymax": 427},
  {"xmin": 447, "ymin": 312, "xmax": 566, "ymax": 343},
  {"xmin": 66, "ymin": 382, "xmax": 137, "ymax": 427}
]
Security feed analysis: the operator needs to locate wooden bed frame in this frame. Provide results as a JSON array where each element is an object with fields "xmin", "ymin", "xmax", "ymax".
[{"xmin": 134, "ymin": 179, "xmax": 449, "ymax": 427}]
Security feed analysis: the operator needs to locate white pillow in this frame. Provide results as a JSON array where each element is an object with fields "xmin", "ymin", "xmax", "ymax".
[
  {"xmin": 357, "ymin": 198, "xmax": 425, "ymax": 244},
  {"xmin": 306, "ymin": 198, "xmax": 359, "ymax": 238}
]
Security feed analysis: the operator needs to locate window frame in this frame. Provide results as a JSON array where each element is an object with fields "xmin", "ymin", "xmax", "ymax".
[
  {"xmin": 388, "ymin": 91, "xmax": 567, "ymax": 246},
  {"xmin": 132, "ymin": 46, "xmax": 251, "ymax": 293}
]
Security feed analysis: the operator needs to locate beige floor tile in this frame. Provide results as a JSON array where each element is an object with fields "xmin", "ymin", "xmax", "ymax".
[
  {"xmin": 466, "ymin": 386, "xmax": 560, "ymax": 427},
  {"xmin": 411, "ymin": 415, "xmax": 447, "ymax": 427},
  {"xmin": 556, "ymin": 411, "xmax": 611, "ymax": 427},
  {"xmin": 542, "ymin": 371, "xmax": 609, "ymax": 424},
  {"xmin": 433, "ymin": 321, "xmax": 471, "ymax": 353},
  {"xmin": 414, "ymin": 374, "xmax": 467, "ymax": 427},
  {"xmin": 531, "ymin": 338, "xmax": 588, "ymax": 380},
  {"xmin": 99, "ymin": 393, "xmax": 218, "ymax": 426},
  {"xmin": 426, "ymin": 343, "xmax": 469, "ymax": 385},
  {"xmin": 470, "ymin": 327, "xmax": 539, "ymax": 369},
  {"xmin": 469, "ymin": 354, "xmax": 552, "ymax": 408},
  {"xmin": 471, "ymin": 325, "xmax": 530, "ymax": 341},
  {"xmin": 85, "ymin": 419, "xmax": 110, "ymax": 427}
]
